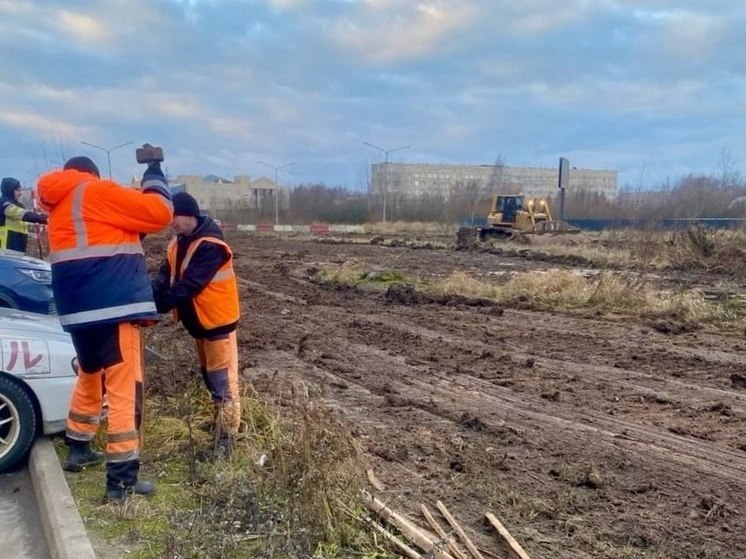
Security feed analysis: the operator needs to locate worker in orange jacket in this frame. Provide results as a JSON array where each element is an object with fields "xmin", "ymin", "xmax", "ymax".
[
  {"xmin": 38, "ymin": 154, "xmax": 172, "ymax": 501},
  {"xmin": 151, "ymin": 192, "xmax": 241, "ymax": 456}
]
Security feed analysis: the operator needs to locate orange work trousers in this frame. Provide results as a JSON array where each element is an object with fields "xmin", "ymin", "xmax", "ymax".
[
  {"xmin": 196, "ymin": 331, "xmax": 240, "ymax": 436},
  {"xmin": 66, "ymin": 322, "xmax": 142, "ymax": 463}
]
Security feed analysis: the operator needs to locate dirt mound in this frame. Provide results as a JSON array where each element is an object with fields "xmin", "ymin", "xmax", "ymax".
[
  {"xmin": 643, "ymin": 311, "xmax": 700, "ymax": 335},
  {"xmin": 455, "ymin": 227, "xmax": 478, "ymax": 251},
  {"xmin": 384, "ymin": 284, "xmax": 423, "ymax": 305},
  {"xmin": 384, "ymin": 283, "xmax": 503, "ymax": 310}
]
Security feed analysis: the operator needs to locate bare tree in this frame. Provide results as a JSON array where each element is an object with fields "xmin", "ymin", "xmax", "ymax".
[
  {"xmin": 485, "ymin": 153, "xmax": 507, "ymax": 194},
  {"xmin": 717, "ymin": 148, "xmax": 741, "ymax": 189}
]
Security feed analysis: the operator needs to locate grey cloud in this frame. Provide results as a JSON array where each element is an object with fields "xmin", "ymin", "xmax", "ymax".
[{"xmin": 0, "ymin": 0, "xmax": 744, "ymax": 190}]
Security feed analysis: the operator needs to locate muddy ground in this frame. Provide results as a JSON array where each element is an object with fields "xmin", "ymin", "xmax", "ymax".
[{"xmin": 145, "ymin": 233, "xmax": 746, "ymax": 559}]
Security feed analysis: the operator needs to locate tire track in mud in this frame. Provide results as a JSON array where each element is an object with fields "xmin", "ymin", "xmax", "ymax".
[
  {"xmin": 342, "ymin": 309, "xmax": 746, "ymax": 410},
  {"xmin": 293, "ymin": 327, "xmax": 746, "ymax": 483},
  {"xmin": 230, "ymin": 240, "xmax": 746, "ymax": 559},
  {"xmin": 241, "ymin": 272, "xmax": 746, "ymax": 485},
  {"xmin": 242, "ymin": 272, "xmax": 746, "ymax": 428}
]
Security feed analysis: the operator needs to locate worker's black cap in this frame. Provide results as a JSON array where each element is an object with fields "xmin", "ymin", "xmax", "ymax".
[
  {"xmin": 173, "ymin": 192, "xmax": 201, "ymax": 217},
  {"xmin": 64, "ymin": 156, "xmax": 100, "ymax": 178}
]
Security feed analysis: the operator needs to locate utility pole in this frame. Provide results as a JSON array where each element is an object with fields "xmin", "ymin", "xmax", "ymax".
[
  {"xmin": 80, "ymin": 141, "xmax": 133, "ymax": 180},
  {"xmin": 257, "ymin": 161, "xmax": 294, "ymax": 225},
  {"xmin": 363, "ymin": 142, "xmax": 410, "ymax": 223}
]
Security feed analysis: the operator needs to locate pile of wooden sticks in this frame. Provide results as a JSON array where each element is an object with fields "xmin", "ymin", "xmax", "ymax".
[{"xmin": 363, "ymin": 480, "xmax": 531, "ymax": 559}]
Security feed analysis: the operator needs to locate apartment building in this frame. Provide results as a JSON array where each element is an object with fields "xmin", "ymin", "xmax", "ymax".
[
  {"xmin": 371, "ymin": 162, "xmax": 618, "ymax": 199},
  {"xmin": 166, "ymin": 174, "xmax": 289, "ymax": 212}
]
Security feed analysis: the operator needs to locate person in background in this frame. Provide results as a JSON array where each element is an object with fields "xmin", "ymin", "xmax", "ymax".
[
  {"xmin": 0, "ymin": 177, "xmax": 48, "ymax": 253},
  {"xmin": 151, "ymin": 192, "xmax": 241, "ymax": 457},
  {"xmin": 37, "ymin": 153, "xmax": 173, "ymax": 502}
]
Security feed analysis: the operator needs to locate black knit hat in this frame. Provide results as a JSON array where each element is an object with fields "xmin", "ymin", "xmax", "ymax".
[
  {"xmin": 173, "ymin": 192, "xmax": 200, "ymax": 217},
  {"xmin": 1, "ymin": 177, "xmax": 21, "ymax": 198},
  {"xmin": 64, "ymin": 156, "xmax": 100, "ymax": 178}
]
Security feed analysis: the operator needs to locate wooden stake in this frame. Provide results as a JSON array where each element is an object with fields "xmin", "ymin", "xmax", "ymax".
[
  {"xmin": 436, "ymin": 501, "xmax": 485, "ymax": 559},
  {"xmin": 485, "ymin": 513, "xmax": 532, "ymax": 559},
  {"xmin": 369, "ymin": 520, "xmax": 423, "ymax": 559},
  {"xmin": 421, "ymin": 504, "xmax": 469, "ymax": 559},
  {"xmin": 362, "ymin": 491, "xmax": 456, "ymax": 559},
  {"xmin": 367, "ymin": 469, "xmax": 386, "ymax": 491}
]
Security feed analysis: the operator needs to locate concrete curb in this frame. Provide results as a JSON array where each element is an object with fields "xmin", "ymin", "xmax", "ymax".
[{"xmin": 29, "ymin": 438, "xmax": 97, "ymax": 559}]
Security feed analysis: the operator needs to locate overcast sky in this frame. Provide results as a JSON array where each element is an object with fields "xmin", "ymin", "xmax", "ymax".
[{"xmin": 1, "ymin": 0, "xmax": 744, "ymax": 191}]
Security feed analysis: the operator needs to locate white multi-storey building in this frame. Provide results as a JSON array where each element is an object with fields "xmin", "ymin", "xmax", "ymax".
[
  {"xmin": 172, "ymin": 175, "xmax": 288, "ymax": 211},
  {"xmin": 371, "ymin": 163, "xmax": 617, "ymax": 199}
]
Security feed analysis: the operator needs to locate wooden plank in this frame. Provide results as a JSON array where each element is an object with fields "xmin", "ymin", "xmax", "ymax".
[
  {"xmin": 421, "ymin": 504, "xmax": 469, "ymax": 559},
  {"xmin": 362, "ymin": 491, "xmax": 456, "ymax": 559},
  {"xmin": 436, "ymin": 500, "xmax": 485, "ymax": 559},
  {"xmin": 485, "ymin": 513, "xmax": 532, "ymax": 559},
  {"xmin": 369, "ymin": 520, "xmax": 423, "ymax": 559},
  {"xmin": 367, "ymin": 469, "xmax": 386, "ymax": 491}
]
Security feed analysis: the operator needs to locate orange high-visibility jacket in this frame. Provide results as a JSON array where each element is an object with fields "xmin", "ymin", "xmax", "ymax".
[
  {"xmin": 166, "ymin": 236, "xmax": 240, "ymax": 330},
  {"xmin": 37, "ymin": 169, "xmax": 173, "ymax": 331}
]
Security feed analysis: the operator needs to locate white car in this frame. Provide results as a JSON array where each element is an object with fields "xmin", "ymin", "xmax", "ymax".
[{"xmin": 0, "ymin": 307, "xmax": 77, "ymax": 472}]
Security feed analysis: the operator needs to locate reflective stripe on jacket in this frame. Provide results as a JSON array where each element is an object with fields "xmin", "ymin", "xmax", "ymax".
[
  {"xmin": 37, "ymin": 168, "xmax": 173, "ymax": 331},
  {"xmin": 167, "ymin": 236, "xmax": 240, "ymax": 330}
]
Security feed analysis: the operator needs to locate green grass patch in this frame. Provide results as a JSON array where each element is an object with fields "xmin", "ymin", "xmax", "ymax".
[{"xmin": 314, "ymin": 259, "xmax": 417, "ymax": 288}]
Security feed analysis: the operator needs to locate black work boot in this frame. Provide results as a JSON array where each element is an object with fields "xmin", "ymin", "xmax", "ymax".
[
  {"xmin": 104, "ymin": 459, "xmax": 156, "ymax": 503},
  {"xmin": 105, "ymin": 480, "xmax": 156, "ymax": 503},
  {"xmin": 63, "ymin": 440, "xmax": 104, "ymax": 472}
]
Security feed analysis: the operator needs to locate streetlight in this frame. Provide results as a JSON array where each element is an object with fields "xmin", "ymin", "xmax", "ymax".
[
  {"xmin": 80, "ymin": 141, "xmax": 133, "ymax": 180},
  {"xmin": 363, "ymin": 142, "xmax": 410, "ymax": 223},
  {"xmin": 257, "ymin": 161, "xmax": 294, "ymax": 225}
]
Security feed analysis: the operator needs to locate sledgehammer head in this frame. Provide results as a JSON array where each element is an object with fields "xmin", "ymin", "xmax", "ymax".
[{"xmin": 136, "ymin": 143, "xmax": 164, "ymax": 164}]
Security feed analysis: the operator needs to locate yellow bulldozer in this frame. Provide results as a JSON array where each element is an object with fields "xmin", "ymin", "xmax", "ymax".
[{"xmin": 456, "ymin": 194, "xmax": 579, "ymax": 248}]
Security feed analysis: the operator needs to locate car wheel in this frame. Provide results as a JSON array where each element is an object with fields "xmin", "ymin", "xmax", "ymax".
[{"xmin": 0, "ymin": 376, "xmax": 37, "ymax": 472}]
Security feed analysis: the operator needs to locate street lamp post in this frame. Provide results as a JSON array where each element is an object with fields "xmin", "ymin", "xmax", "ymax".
[
  {"xmin": 363, "ymin": 142, "xmax": 410, "ymax": 223},
  {"xmin": 80, "ymin": 141, "xmax": 134, "ymax": 180},
  {"xmin": 257, "ymin": 161, "xmax": 294, "ymax": 225}
]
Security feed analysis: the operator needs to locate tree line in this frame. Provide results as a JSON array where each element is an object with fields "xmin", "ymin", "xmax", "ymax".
[{"xmin": 213, "ymin": 170, "xmax": 746, "ymax": 225}]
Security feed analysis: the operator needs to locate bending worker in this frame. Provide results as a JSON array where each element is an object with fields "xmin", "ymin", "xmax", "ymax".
[
  {"xmin": 1, "ymin": 177, "xmax": 48, "ymax": 252},
  {"xmin": 38, "ymin": 154, "xmax": 172, "ymax": 502},
  {"xmin": 152, "ymin": 192, "xmax": 241, "ymax": 456}
]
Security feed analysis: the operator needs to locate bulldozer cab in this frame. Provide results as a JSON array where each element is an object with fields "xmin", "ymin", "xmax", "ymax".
[{"xmin": 494, "ymin": 195, "xmax": 526, "ymax": 223}]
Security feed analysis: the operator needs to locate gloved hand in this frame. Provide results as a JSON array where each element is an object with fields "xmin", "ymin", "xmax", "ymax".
[
  {"xmin": 151, "ymin": 279, "xmax": 174, "ymax": 313},
  {"xmin": 23, "ymin": 211, "xmax": 48, "ymax": 225},
  {"xmin": 145, "ymin": 161, "xmax": 165, "ymax": 178}
]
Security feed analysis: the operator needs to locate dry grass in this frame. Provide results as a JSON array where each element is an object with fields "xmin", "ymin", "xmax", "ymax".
[
  {"xmin": 67, "ymin": 379, "xmax": 391, "ymax": 559},
  {"xmin": 323, "ymin": 258, "xmax": 369, "ymax": 284},
  {"xmin": 314, "ymin": 256, "xmax": 744, "ymax": 327},
  {"xmin": 479, "ymin": 227, "xmax": 746, "ymax": 274},
  {"xmin": 427, "ymin": 269, "xmax": 733, "ymax": 323}
]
